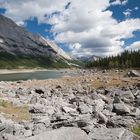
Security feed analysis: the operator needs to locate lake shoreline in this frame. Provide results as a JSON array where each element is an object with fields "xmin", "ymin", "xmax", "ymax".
[
  {"xmin": 0, "ymin": 68, "xmax": 79, "ymax": 81},
  {"xmin": 0, "ymin": 68, "xmax": 73, "ymax": 74}
]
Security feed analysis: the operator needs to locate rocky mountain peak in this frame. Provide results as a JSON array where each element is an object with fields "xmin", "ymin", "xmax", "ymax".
[{"xmin": 0, "ymin": 15, "xmax": 71, "ymax": 61}]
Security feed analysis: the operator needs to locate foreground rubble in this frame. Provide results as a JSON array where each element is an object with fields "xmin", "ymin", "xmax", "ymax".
[{"xmin": 0, "ymin": 69, "xmax": 140, "ymax": 140}]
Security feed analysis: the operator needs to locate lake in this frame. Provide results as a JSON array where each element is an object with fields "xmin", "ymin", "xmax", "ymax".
[{"xmin": 0, "ymin": 70, "xmax": 75, "ymax": 81}]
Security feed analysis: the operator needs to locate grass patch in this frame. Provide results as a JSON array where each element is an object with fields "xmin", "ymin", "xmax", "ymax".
[
  {"xmin": 0, "ymin": 99, "xmax": 31, "ymax": 122},
  {"xmin": 0, "ymin": 99, "xmax": 9, "ymax": 107},
  {"xmin": 132, "ymin": 125, "xmax": 140, "ymax": 136},
  {"xmin": 0, "ymin": 52, "xmax": 70, "ymax": 69}
]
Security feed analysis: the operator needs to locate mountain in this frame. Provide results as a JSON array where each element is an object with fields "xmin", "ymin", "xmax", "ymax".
[
  {"xmin": 0, "ymin": 15, "xmax": 71, "ymax": 69},
  {"xmin": 77, "ymin": 55, "xmax": 100, "ymax": 62}
]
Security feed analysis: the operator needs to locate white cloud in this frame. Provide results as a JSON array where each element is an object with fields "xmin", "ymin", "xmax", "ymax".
[
  {"xmin": 53, "ymin": 1, "xmax": 140, "ymax": 57},
  {"xmin": 69, "ymin": 43, "xmax": 82, "ymax": 50},
  {"xmin": 123, "ymin": 9, "xmax": 132, "ymax": 18},
  {"xmin": 134, "ymin": 7, "xmax": 139, "ymax": 10},
  {"xmin": 110, "ymin": 0, "xmax": 128, "ymax": 5},
  {"xmin": 125, "ymin": 41, "xmax": 140, "ymax": 51},
  {"xmin": 0, "ymin": 0, "xmax": 69, "ymax": 23},
  {"xmin": 123, "ymin": 7, "xmax": 139, "ymax": 18},
  {"xmin": 16, "ymin": 21, "xmax": 26, "ymax": 26},
  {"xmin": 0, "ymin": 0, "xmax": 140, "ymax": 57}
]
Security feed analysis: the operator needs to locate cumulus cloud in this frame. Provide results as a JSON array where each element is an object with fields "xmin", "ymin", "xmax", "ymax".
[
  {"xmin": 125, "ymin": 41, "xmax": 140, "ymax": 51},
  {"xmin": 110, "ymin": 0, "xmax": 128, "ymax": 6},
  {"xmin": 123, "ymin": 7, "xmax": 139, "ymax": 18},
  {"xmin": 123, "ymin": 9, "xmax": 132, "ymax": 18},
  {"xmin": 0, "ymin": 0, "xmax": 69, "ymax": 23},
  {"xmin": 52, "ymin": 0, "xmax": 140, "ymax": 57},
  {"xmin": 0, "ymin": 0, "xmax": 140, "ymax": 57}
]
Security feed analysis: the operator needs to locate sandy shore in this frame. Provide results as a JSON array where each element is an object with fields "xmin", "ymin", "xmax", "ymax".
[
  {"xmin": 0, "ymin": 69, "xmax": 49, "ymax": 74},
  {"xmin": 0, "ymin": 68, "xmax": 72, "ymax": 74}
]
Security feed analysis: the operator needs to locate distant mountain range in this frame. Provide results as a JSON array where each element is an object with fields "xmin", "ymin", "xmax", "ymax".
[
  {"xmin": 77, "ymin": 55, "xmax": 101, "ymax": 62},
  {"xmin": 0, "ymin": 15, "xmax": 72, "ymax": 69}
]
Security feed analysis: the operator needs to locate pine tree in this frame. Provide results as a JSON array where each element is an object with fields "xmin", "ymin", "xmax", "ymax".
[{"xmin": 86, "ymin": 50, "xmax": 140, "ymax": 69}]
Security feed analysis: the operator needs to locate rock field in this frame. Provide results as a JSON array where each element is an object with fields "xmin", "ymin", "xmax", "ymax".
[{"xmin": 0, "ymin": 69, "xmax": 140, "ymax": 140}]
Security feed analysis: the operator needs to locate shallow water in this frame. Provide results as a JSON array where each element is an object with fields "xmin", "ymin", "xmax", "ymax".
[{"xmin": 0, "ymin": 70, "xmax": 74, "ymax": 81}]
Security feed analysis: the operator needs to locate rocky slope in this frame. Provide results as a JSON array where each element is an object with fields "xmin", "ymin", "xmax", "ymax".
[
  {"xmin": 0, "ymin": 69, "xmax": 139, "ymax": 140},
  {"xmin": 0, "ymin": 15, "xmax": 71, "ymax": 68}
]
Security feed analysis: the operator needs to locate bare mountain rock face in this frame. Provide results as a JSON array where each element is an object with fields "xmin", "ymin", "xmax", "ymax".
[{"xmin": 0, "ymin": 15, "xmax": 71, "ymax": 68}]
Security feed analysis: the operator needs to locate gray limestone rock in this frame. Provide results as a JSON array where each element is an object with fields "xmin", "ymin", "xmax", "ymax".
[
  {"xmin": 26, "ymin": 127, "xmax": 91, "ymax": 140},
  {"xmin": 29, "ymin": 104, "xmax": 46, "ymax": 114},
  {"xmin": 93, "ymin": 99, "xmax": 105, "ymax": 112},
  {"xmin": 32, "ymin": 123, "xmax": 47, "ymax": 135},
  {"xmin": 62, "ymin": 106, "xmax": 77, "ymax": 114},
  {"xmin": 88, "ymin": 128, "xmax": 137, "ymax": 140},
  {"xmin": 78, "ymin": 102, "xmax": 92, "ymax": 114},
  {"xmin": 127, "ymin": 70, "xmax": 140, "ymax": 77},
  {"xmin": 113, "ymin": 103, "xmax": 130, "ymax": 115}
]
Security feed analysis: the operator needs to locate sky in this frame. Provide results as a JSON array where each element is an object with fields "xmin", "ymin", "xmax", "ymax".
[{"xmin": 0, "ymin": 0, "xmax": 140, "ymax": 57}]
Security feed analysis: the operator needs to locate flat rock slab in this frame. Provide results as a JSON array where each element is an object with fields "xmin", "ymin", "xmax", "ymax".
[
  {"xmin": 88, "ymin": 128, "xmax": 137, "ymax": 140},
  {"xmin": 25, "ymin": 127, "xmax": 90, "ymax": 140}
]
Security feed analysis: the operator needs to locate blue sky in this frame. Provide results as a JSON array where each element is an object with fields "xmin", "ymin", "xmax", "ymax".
[
  {"xmin": 108, "ymin": 0, "xmax": 140, "ymax": 47},
  {"xmin": 0, "ymin": 0, "xmax": 140, "ymax": 57}
]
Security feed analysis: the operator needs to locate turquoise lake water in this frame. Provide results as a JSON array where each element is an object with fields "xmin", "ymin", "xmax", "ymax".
[{"xmin": 0, "ymin": 70, "xmax": 74, "ymax": 81}]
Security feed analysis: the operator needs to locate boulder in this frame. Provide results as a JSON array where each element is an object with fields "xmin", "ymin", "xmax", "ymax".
[
  {"xmin": 90, "ymin": 92, "xmax": 100, "ymax": 100},
  {"xmin": 78, "ymin": 102, "xmax": 92, "ymax": 114},
  {"xmin": 107, "ymin": 116, "xmax": 135, "ymax": 127},
  {"xmin": 76, "ymin": 114, "xmax": 96, "ymax": 129},
  {"xmin": 127, "ymin": 70, "xmax": 140, "ymax": 77},
  {"xmin": 130, "ymin": 107, "xmax": 140, "ymax": 117},
  {"xmin": 105, "ymin": 103, "xmax": 113, "ymax": 112},
  {"xmin": 97, "ymin": 112, "xmax": 108, "ymax": 123},
  {"xmin": 15, "ymin": 88, "xmax": 26, "ymax": 96},
  {"xmin": 30, "ymin": 96, "xmax": 39, "ymax": 104},
  {"xmin": 46, "ymin": 106, "xmax": 55, "ymax": 116},
  {"xmin": 26, "ymin": 127, "xmax": 91, "ymax": 140},
  {"xmin": 62, "ymin": 106, "xmax": 77, "ymax": 114},
  {"xmin": 135, "ymin": 98, "xmax": 140, "ymax": 106},
  {"xmin": 98, "ymin": 94, "xmax": 111, "ymax": 104},
  {"xmin": 34, "ymin": 116, "xmax": 50, "ymax": 125},
  {"xmin": 120, "ymin": 91, "xmax": 135, "ymax": 103},
  {"xmin": 29, "ymin": 104, "xmax": 46, "ymax": 114},
  {"xmin": 113, "ymin": 90, "xmax": 135, "ymax": 102},
  {"xmin": 113, "ymin": 96, "xmax": 122, "ymax": 103},
  {"xmin": 35, "ymin": 89, "xmax": 44, "ymax": 95},
  {"xmin": 93, "ymin": 99, "xmax": 105, "ymax": 112},
  {"xmin": 88, "ymin": 128, "xmax": 138, "ymax": 140},
  {"xmin": 32, "ymin": 123, "xmax": 47, "ymax": 135},
  {"xmin": 24, "ymin": 130, "xmax": 32, "ymax": 137},
  {"xmin": 113, "ymin": 103, "xmax": 130, "ymax": 115},
  {"xmin": 96, "ymin": 88, "xmax": 106, "ymax": 94},
  {"xmin": 134, "ymin": 90, "xmax": 140, "ymax": 97}
]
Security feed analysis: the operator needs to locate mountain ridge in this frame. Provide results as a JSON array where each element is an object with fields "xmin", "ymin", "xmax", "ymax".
[
  {"xmin": 77, "ymin": 55, "xmax": 101, "ymax": 62},
  {"xmin": 0, "ymin": 15, "xmax": 72, "ymax": 68}
]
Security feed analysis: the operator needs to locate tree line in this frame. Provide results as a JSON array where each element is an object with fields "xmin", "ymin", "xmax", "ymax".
[{"xmin": 86, "ymin": 50, "xmax": 140, "ymax": 69}]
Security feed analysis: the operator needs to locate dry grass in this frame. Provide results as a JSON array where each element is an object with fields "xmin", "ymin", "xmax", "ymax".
[
  {"xmin": 91, "ymin": 70, "xmax": 140, "ymax": 89},
  {"xmin": 0, "ymin": 99, "xmax": 31, "ymax": 122},
  {"xmin": 132, "ymin": 125, "xmax": 140, "ymax": 136}
]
